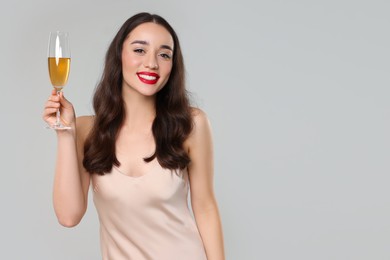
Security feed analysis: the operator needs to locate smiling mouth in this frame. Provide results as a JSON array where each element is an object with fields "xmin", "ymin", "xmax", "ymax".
[
  {"xmin": 137, "ymin": 72, "xmax": 160, "ymax": 84},
  {"xmin": 139, "ymin": 74, "xmax": 157, "ymax": 80}
]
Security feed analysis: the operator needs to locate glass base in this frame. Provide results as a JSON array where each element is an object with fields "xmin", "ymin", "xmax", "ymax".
[{"xmin": 46, "ymin": 123, "xmax": 71, "ymax": 130}]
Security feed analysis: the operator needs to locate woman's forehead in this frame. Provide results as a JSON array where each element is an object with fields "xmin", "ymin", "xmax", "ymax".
[{"xmin": 126, "ymin": 22, "xmax": 174, "ymax": 49}]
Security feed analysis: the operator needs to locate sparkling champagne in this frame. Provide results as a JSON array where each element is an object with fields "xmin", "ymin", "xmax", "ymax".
[{"xmin": 48, "ymin": 57, "xmax": 70, "ymax": 90}]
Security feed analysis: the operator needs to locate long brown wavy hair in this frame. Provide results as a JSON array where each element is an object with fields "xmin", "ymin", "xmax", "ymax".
[{"xmin": 83, "ymin": 13, "xmax": 193, "ymax": 175}]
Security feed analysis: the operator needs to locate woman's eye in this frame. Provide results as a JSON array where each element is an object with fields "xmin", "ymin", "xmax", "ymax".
[
  {"xmin": 134, "ymin": 49, "xmax": 145, "ymax": 54},
  {"xmin": 160, "ymin": 53, "xmax": 172, "ymax": 60}
]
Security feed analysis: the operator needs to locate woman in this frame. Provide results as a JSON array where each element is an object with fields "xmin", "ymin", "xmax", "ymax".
[{"xmin": 43, "ymin": 12, "xmax": 225, "ymax": 260}]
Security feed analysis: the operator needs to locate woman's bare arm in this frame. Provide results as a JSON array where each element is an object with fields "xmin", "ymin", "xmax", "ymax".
[
  {"xmin": 185, "ymin": 108, "xmax": 225, "ymax": 260},
  {"xmin": 43, "ymin": 91, "xmax": 92, "ymax": 227}
]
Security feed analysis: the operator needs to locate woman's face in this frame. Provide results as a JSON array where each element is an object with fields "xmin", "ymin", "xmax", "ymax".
[{"xmin": 121, "ymin": 22, "xmax": 174, "ymax": 97}]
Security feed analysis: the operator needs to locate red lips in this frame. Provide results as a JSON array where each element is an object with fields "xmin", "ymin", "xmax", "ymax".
[{"xmin": 137, "ymin": 71, "xmax": 160, "ymax": 85}]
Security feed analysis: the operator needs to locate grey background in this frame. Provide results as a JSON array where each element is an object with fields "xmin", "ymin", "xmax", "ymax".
[{"xmin": 1, "ymin": 0, "xmax": 389, "ymax": 259}]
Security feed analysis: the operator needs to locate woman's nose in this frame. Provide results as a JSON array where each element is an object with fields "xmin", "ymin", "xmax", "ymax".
[{"xmin": 143, "ymin": 54, "xmax": 158, "ymax": 70}]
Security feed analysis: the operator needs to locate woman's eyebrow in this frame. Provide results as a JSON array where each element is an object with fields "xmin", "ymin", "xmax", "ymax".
[
  {"xmin": 160, "ymin": 45, "xmax": 173, "ymax": 51},
  {"xmin": 131, "ymin": 40, "xmax": 173, "ymax": 51},
  {"xmin": 131, "ymin": 40, "xmax": 148, "ymax": 45}
]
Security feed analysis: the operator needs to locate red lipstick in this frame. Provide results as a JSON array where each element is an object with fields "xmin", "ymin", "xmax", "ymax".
[{"xmin": 137, "ymin": 72, "xmax": 160, "ymax": 85}]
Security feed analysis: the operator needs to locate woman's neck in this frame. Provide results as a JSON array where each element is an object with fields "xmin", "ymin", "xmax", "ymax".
[{"xmin": 121, "ymin": 86, "xmax": 156, "ymax": 134}]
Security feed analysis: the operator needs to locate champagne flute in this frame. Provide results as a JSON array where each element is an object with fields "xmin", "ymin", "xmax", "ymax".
[{"xmin": 47, "ymin": 31, "xmax": 71, "ymax": 129}]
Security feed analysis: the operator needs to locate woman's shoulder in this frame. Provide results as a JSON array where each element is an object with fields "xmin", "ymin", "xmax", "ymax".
[
  {"xmin": 190, "ymin": 107, "xmax": 211, "ymax": 128},
  {"xmin": 190, "ymin": 107, "xmax": 207, "ymax": 120},
  {"xmin": 76, "ymin": 115, "xmax": 95, "ymax": 140},
  {"xmin": 185, "ymin": 107, "xmax": 212, "ymax": 149}
]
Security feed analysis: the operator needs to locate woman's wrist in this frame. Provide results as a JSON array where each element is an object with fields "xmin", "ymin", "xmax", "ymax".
[{"xmin": 56, "ymin": 126, "xmax": 76, "ymax": 139}]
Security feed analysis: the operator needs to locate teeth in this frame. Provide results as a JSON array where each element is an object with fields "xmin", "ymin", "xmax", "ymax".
[{"xmin": 138, "ymin": 74, "xmax": 157, "ymax": 80}]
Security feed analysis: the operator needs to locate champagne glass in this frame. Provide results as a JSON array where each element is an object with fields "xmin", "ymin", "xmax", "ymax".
[{"xmin": 47, "ymin": 31, "xmax": 71, "ymax": 129}]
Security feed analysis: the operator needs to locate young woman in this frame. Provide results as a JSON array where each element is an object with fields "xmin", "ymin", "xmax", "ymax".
[{"xmin": 43, "ymin": 12, "xmax": 225, "ymax": 260}]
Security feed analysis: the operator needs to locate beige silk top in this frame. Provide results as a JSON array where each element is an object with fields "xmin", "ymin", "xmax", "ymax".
[{"xmin": 91, "ymin": 160, "xmax": 207, "ymax": 260}]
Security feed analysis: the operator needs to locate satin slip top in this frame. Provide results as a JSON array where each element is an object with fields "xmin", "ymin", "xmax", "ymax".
[{"xmin": 91, "ymin": 159, "xmax": 207, "ymax": 260}]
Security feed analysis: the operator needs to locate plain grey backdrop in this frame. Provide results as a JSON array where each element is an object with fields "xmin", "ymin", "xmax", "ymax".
[{"xmin": 1, "ymin": 0, "xmax": 389, "ymax": 259}]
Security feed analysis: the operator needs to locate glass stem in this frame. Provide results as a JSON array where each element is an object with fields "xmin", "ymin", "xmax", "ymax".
[{"xmin": 56, "ymin": 90, "xmax": 61, "ymax": 126}]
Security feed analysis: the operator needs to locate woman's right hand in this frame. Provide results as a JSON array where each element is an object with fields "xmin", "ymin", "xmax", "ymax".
[{"xmin": 43, "ymin": 89, "xmax": 76, "ymax": 129}]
